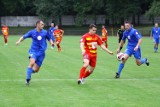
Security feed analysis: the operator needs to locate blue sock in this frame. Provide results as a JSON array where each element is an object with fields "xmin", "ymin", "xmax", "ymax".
[
  {"xmin": 154, "ymin": 46, "xmax": 156, "ymax": 51},
  {"xmin": 140, "ymin": 58, "xmax": 146, "ymax": 64},
  {"xmin": 117, "ymin": 63, "xmax": 124, "ymax": 75},
  {"xmin": 26, "ymin": 67, "xmax": 33, "ymax": 79},
  {"xmin": 156, "ymin": 47, "xmax": 158, "ymax": 51}
]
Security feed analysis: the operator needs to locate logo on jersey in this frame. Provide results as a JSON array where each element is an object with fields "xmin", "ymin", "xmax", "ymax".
[
  {"xmin": 136, "ymin": 32, "xmax": 138, "ymax": 35},
  {"xmin": 128, "ymin": 36, "xmax": 131, "ymax": 39},
  {"xmin": 37, "ymin": 36, "xmax": 42, "ymax": 40}
]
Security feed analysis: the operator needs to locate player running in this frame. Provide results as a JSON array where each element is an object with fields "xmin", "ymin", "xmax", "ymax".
[
  {"xmin": 78, "ymin": 24, "xmax": 114, "ymax": 85},
  {"xmin": 115, "ymin": 21, "xmax": 149, "ymax": 79},
  {"xmin": 101, "ymin": 25, "xmax": 108, "ymax": 48},
  {"xmin": 1, "ymin": 25, "xmax": 9, "ymax": 45},
  {"xmin": 150, "ymin": 23, "xmax": 160, "ymax": 53},
  {"xmin": 48, "ymin": 22, "xmax": 56, "ymax": 49},
  {"xmin": 54, "ymin": 25, "xmax": 64, "ymax": 52},
  {"xmin": 117, "ymin": 25, "xmax": 125, "ymax": 51},
  {"xmin": 16, "ymin": 20, "xmax": 54, "ymax": 85}
]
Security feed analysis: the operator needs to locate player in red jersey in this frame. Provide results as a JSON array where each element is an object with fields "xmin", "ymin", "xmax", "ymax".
[
  {"xmin": 78, "ymin": 24, "xmax": 114, "ymax": 85},
  {"xmin": 1, "ymin": 25, "xmax": 9, "ymax": 45},
  {"xmin": 54, "ymin": 25, "xmax": 64, "ymax": 52},
  {"xmin": 101, "ymin": 25, "xmax": 108, "ymax": 48}
]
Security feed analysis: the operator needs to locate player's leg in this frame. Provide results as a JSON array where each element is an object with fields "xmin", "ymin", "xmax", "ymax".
[
  {"xmin": 154, "ymin": 38, "xmax": 158, "ymax": 52},
  {"xmin": 134, "ymin": 48, "xmax": 149, "ymax": 66},
  {"xmin": 26, "ymin": 57, "xmax": 36, "ymax": 85},
  {"xmin": 78, "ymin": 54, "xmax": 90, "ymax": 84},
  {"xmin": 3, "ymin": 35, "xmax": 8, "ymax": 45},
  {"xmin": 83, "ymin": 55, "xmax": 96, "ymax": 79},
  {"xmin": 56, "ymin": 41, "xmax": 61, "ymax": 52},
  {"xmin": 115, "ymin": 49, "xmax": 131, "ymax": 78},
  {"xmin": 105, "ymin": 38, "xmax": 108, "ymax": 48}
]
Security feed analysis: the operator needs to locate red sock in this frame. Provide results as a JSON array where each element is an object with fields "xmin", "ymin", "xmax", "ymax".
[
  {"xmin": 4, "ymin": 36, "xmax": 7, "ymax": 43},
  {"xmin": 79, "ymin": 67, "xmax": 86, "ymax": 79},
  {"xmin": 105, "ymin": 43, "xmax": 108, "ymax": 48},
  {"xmin": 57, "ymin": 44, "xmax": 61, "ymax": 48},
  {"xmin": 83, "ymin": 70, "xmax": 91, "ymax": 78}
]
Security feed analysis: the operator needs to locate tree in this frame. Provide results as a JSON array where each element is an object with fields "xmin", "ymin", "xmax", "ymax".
[{"xmin": 146, "ymin": 0, "xmax": 160, "ymax": 21}]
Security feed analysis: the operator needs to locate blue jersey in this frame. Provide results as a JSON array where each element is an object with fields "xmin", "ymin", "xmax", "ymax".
[
  {"xmin": 48, "ymin": 27, "xmax": 56, "ymax": 42},
  {"xmin": 23, "ymin": 29, "xmax": 51, "ymax": 53},
  {"xmin": 122, "ymin": 28, "xmax": 142, "ymax": 48},
  {"xmin": 151, "ymin": 27, "xmax": 160, "ymax": 39}
]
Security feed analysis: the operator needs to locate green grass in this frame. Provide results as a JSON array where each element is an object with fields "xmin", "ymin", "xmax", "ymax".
[{"xmin": 0, "ymin": 35, "xmax": 159, "ymax": 107}]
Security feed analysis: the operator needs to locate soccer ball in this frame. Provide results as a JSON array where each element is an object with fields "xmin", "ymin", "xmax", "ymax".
[{"xmin": 116, "ymin": 52, "xmax": 125, "ymax": 61}]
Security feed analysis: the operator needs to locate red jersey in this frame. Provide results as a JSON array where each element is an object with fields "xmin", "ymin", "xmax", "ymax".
[
  {"xmin": 2, "ymin": 26, "xmax": 9, "ymax": 36},
  {"xmin": 80, "ymin": 33, "xmax": 103, "ymax": 56},
  {"xmin": 54, "ymin": 29, "xmax": 64, "ymax": 40},
  {"xmin": 102, "ymin": 28, "xmax": 108, "ymax": 38}
]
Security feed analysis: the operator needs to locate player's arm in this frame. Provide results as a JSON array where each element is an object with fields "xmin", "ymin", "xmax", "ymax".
[
  {"xmin": 61, "ymin": 30, "xmax": 64, "ymax": 36},
  {"xmin": 80, "ymin": 42, "xmax": 85, "ymax": 55},
  {"xmin": 16, "ymin": 31, "xmax": 32, "ymax": 45},
  {"xmin": 134, "ymin": 38, "xmax": 142, "ymax": 51},
  {"xmin": 150, "ymin": 28, "xmax": 153, "ymax": 39},
  {"xmin": 134, "ymin": 31, "xmax": 142, "ymax": 51},
  {"xmin": 117, "ymin": 30, "xmax": 119, "ymax": 39},
  {"xmin": 100, "ymin": 45, "xmax": 113, "ymax": 55},
  {"xmin": 16, "ymin": 36, "xmax": 24, "ymax": 45},
  {"xmin": 117, "ymin": 40, "xmax": 124, "ymax": 53}
]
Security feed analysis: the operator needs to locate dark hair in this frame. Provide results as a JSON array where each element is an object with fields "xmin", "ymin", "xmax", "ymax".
[
  {"xmin": 89, "ymin": 24, "xmax": 97, "ymax": 29},
  {"xmin": 36, "ymin": 20, "xmax": 43, "ymax": 26},
  {"xmin": 124, "ymin": 21, "xmax": 131, "ymax": 24}
]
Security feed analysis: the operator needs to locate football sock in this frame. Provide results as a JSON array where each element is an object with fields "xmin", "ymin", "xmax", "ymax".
[
  {"xmin": 57, "ymin": 44, "xmax": 61, "ymax": 49},
  {"xmin": 83, "ymin": 70, "xmax": 91, "ymax": 78},
  {"xmin": 117, "ymin": 63, "xmax": 124, "ymax": 75},
  {"xmin": 79, "ymin": 67, "xmax": 86, "ymax": 79},
  {"xmin": 26, "ymin": 67, "xmax": 33, "ymax": 80},
  {"xmin": 105, "ymin": 44, "xmax": 108, "ymax": 48},
  {"xmin": 154, "ymin": 46, "xmax": 156, "ymax": 52},
  {"xmin": 140, "ymin": 58, "xmax": 146, "ymax": 64},
  {"xmin": 120, "ymin": 47, "xmax": 123, "ymax": 51}
]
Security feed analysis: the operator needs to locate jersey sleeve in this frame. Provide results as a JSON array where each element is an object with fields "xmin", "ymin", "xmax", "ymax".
[
  {"xmin": 97, "ymin": 36, "xmax": 103, "ymax": 45},
  {"xmin": 134, "ymin": 30, "xmax": 142, "ymax": 40},
  {"xmin": 23, "ymin": 30, "xmax": 32, "ymax": 39},
  {"xmin": 80, "ymin": 35, "xmax": 86, "ymax": 43},
  {"xmin": 122, "ymin": 32, "xmax": 126, "ymax": 41}
]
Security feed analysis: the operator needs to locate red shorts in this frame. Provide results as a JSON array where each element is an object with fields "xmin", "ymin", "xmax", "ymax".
[
  {"xmin": 56, "ymin": 39, "xmax": 61, "ymax": 44},
  {"xmin": 102, "ymin": 37, "xmax": 107, "ymax": 42},
  {"xmin": 83, "ymin": 53, "xmax": 97, "ymax": 67}
]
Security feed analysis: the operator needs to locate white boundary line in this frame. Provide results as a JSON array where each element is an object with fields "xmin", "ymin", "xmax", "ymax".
[{"xmin": 0, "ymin": 78, "xmax": 160, "ymax": 82}]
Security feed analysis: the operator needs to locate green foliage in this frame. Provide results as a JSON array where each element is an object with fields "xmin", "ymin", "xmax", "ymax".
[{"xmin": 146, "ymin": 0, "xmax": 160, "ymax": 17}]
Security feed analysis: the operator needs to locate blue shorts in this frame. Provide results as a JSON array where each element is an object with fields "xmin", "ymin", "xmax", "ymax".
[
  {"xmin": 153, "ymin": 38, "xmax": 159, "ymax": 44},
  {"xmin": 124, "ymin": 47, "xmax": 141, "ymax": 59},
  {"xmin": 29, "ymin": 51, "xmax": 45, "ymax": 67}
]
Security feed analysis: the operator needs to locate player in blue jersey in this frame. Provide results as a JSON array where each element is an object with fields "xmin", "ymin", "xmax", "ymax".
[
  {"xmin": 150, "ymin": 23, "xmax": 160, "ymax": 53},
  {"xmin": 16, "ymin": 20, "xmax": 54, "ymax": 85},
  {"xmin": 115, "ymin": 21, "xmax": 149, "ymax": 79},
  {"xmin": 48, "ymin": 22, "xmax": 56, "ymax": 49}
]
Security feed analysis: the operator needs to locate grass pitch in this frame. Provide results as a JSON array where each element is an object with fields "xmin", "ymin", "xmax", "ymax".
[{"xmin": 0, "ymin": 35, "xmax": 159, "ymax": 107}]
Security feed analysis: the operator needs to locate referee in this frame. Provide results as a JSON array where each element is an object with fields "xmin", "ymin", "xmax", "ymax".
[{"xmin": 117, "ymin": 25, "xmax": 125, "ymax": 51}]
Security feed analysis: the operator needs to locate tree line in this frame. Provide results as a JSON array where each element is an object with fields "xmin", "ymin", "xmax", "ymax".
[{"xmin": 0, "ymin": 0, "xmax": 160, "ymax": 26}]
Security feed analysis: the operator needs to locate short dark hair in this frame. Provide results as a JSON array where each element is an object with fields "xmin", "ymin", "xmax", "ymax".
[
  {"xmin": 89, "ymin": 24, "xmax": 97, "ymax": 29},
  {"xmin": 36, "ymin": 20, "xmax": 43, "ymax": 26},
  {"xmin": 124, "ymin": 21, "xmax": 131, "ymax": 24}
]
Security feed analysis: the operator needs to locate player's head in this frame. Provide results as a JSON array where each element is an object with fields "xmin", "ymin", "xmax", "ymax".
[
  {"xmin": 55, "ymin": 25, "xmax": 58, "ymax": 29},
  {"xmin": 102, "ymin": 25, "xmax": 105, "ymax": 29},
  {"xmin": 36, "ymin": 20, "xmax": 44, "ymax": 30},
  {"xmin": 51, "ymin": 22, "xmax": 54, "ymax": 27},
  {"xmin": 155, "ymin": 23, "xmax": 159, "ymax": 28},
  {"xmin": 120, "ymin": 25, "xmax": 124, "ymax": 30},
  {"xmin": 124, "ymin": 21, "xmax": 131, "ymax": 30},
  {"xmin": 89, "ymin": 24, "xmax": 97, "ymax": 35}
]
